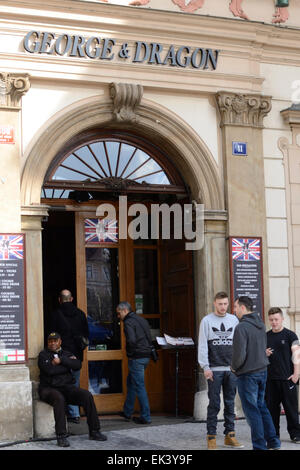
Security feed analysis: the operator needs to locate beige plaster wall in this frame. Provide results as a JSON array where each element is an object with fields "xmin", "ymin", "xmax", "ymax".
[
  {"xmin": 260, "ymin": 62, "xmax": 300, "ymax": 331},
  {"xmin": 81, "ymin": 0, "xmax": 300, "ymax": 28}
]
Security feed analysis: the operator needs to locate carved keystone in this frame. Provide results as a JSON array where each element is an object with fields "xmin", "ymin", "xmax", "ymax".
[{"xmin": 110, "ymin": 82, "xmax": 143, "ymax": 123}]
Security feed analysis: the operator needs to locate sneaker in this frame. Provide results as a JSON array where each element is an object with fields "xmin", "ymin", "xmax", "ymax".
[
  {"xmin": 67, "ymin": 416, "xmax": 80, "ymax": 424},
  {"xmin": 119, "ymin": 411, "xmax": 131, "ymax": 421},
  {"xmin": 57, "ymin": 435, "xmax": 70, "ymax": 447},
  {"xmin": 132, "ymin": 417, "xmax": 151, "ymax": 424},
  {"xmin": 291, "ymin": 437, "xmax": 300, "ymax": 444},
  {"xmin": 224, "ymin": 432, "xmax": 244, "ymax": 448},
  {"xmin": 207, "ymin": 435, "xmax": 217, "ymax": 450},
  {"xmin": 89, "ymin": 430, "xmax": 108, "ymax": 441}
]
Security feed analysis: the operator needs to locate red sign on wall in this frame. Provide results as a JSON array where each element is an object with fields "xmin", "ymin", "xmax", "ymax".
[{"xmin": 0, "ymin": 126, "xmax": 15, "ymax": 144}]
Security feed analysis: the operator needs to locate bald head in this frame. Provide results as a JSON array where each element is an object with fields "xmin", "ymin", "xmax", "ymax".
[{"xmin": 59, "ymin": 290, "xmax": 73, "ymax": 303}]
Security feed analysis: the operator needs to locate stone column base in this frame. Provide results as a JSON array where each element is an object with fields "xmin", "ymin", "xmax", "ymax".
[
  {"xmin": 0, "ymin": 365, "xmax": 33, "ymax": 441},
  {"xmin": 193, "ymin": 390, "xmax": 244, "ymax": 421},
  {"xmin": 32, "ymin": 381, "xmax": 56, "ymax": 438}
]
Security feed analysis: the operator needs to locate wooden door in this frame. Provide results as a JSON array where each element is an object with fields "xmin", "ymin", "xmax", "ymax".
[
  {"xmin": 161, "ymin": 238, "xmax": 196, "ymax": 416},
  {"xmin": 75, "ymin": 208, "xmax": 164, "ymax": 414},
  {"xmin": 74, "ymin": 205, "xmax": 195, "ymax": 415},
  {"xmin": 75, "ymin": 209, "xmax": 127, "ymax": 412}
]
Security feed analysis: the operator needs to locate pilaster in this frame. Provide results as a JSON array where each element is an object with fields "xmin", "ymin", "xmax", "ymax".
[
  {"xmin": 216, "ymin": 91, "xmax": 272, "ymax": 315},
  {"xmin": 280, "ymin": 104, "xmax": 300, "ymax": 338},
  {"xmin": 0, "ymin": 73, "xmax": 30, "ymax": 232}
]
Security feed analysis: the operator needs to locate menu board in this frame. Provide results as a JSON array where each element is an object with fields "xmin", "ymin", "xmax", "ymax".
[
  {"xmin": 229, "ymin": 237, "xmax": 264, "ymax": 318},
  {"xmin": 0, "ymin": 234, "xmax": 27, "ymax": 363}
]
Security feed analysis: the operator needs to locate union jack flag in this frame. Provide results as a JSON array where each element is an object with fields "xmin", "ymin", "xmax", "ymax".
[
  {"xmin": 85, "ymin": 218, "xmax": 118, "ymax": 244},
  {"xmin": 232, "ymin": 238, "xmax": 261, "ymax": 261},
  {"xmin": 0, "ymin": 234, "xmax": 24, "ymax": 260}
]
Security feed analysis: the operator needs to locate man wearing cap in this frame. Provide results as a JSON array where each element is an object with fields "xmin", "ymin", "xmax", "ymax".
[{"xmin": 38, "ymin": 332, "xmax": 107, "ymax": 447}]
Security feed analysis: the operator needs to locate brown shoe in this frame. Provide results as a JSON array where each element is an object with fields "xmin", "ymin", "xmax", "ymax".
[
  {"xmin": 224, "ymin": 432, "xmax": 244, "ymax": 448},
  {"xmin": 207, "ymin": 434, "xmax": 217, "ymax": 450}
]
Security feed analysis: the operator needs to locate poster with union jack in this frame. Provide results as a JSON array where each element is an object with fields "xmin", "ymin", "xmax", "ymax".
[
  {"xmin": 231, "ymin": 238, "xmax": 261, "ymax": 261},
  {"xmin": 229, "ymin": 236, "xmax": 264, "ymax": 318},
  {"xmin": 0, "ymin": 234, "xmax": 24, "ymax": 260},
  {"xmin": 0, "ymin": 233, "xmax": 27, "ymax": 363},
  {"xmin": 85, "ymin": 218, "xmax": 118, "ymax": 244}
]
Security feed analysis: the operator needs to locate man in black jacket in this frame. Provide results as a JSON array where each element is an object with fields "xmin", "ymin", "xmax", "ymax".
[
  {"xmin": 50, "ymin": 289, "xmax": 89, "ymax": 423},
  {"xmin": 231, "ymin": 296, "xmax": 280, "ymax": 450},
  {"xmin": 38, "ymin": 332, "xmax": 107, "ymax": 447},
  {"xmin": 117, "ymin": 301, "xmax": 152, "ymax": 424}
]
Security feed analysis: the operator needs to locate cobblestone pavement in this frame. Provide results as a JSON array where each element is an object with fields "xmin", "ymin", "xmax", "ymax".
[{"xmin": 0, "ymin": 415, "xmax": 299, "ymax": 453}]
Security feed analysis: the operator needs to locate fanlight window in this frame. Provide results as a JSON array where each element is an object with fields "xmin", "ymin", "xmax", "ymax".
[{"xmin": 42, "ymin": 139, "xmax": 184, "ymax": 200}]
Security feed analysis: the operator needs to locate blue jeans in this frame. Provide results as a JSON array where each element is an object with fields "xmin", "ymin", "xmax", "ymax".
[
  {"xmin": 237, "ymin": 370, "xmax": 281, "ymax": 450},
  {"xmin": 68, "ymin": 369, "xmax": 81, "ymax": 418},
  {"xmin": 207, "ymin": 370, "xmax": 237, "ymax": 435},
  {"xmin": 124, "ymin": 358, "xmax": 151, "ymax": 422}
]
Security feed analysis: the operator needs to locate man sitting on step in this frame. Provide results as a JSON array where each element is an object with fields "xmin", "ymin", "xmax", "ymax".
[{"xmin": 38, "ymin": 332, "xmax": 107, "ymax": 447}]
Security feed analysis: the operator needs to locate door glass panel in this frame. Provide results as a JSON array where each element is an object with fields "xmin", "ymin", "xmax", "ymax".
[
  {"xmin": 88, "ymin": 360, "xmax": 122, "ymax": 395},
  {"xmin": 86, "ymin": 247, "xmax": 120, "ymax": 350},
  {"xmin": 134, "ymin": 249, "xmax": 159, "ymax": 315}
]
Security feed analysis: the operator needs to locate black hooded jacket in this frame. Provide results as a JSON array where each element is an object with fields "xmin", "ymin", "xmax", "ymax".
[
  {"xmin": 231, "ymin": 312, "xmax": 269, "ymax": 376},
  {"xmin": 50, "ymin": 302, "xmax": 89, "ymax": 361}
]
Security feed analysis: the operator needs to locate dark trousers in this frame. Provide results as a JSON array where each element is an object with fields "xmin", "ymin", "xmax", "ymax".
[
  {"xmin": 265, "ymin": 379, "xmax": 300, "ymax": 440},
  {"xmin": 207, "ymin": 370, "xmax": 237, "ymax": 435},
  {"xmin": 39, "ymin": 385, "xmax": 100, "ymax": 436}
]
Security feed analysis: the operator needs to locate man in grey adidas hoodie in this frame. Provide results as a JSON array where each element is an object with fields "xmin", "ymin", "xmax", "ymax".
[
  {"xmin": 232, "ymin": 296, "xmax": 281, "ymax": 450},
  {"xmin": 198, "ymin": 292, "xmax": 243, "ymax": 449}
]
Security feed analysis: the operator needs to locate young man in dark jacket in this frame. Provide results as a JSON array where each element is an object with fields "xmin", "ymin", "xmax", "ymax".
[
  {"xmin": 117, "ymin": 301, "xmax": 152, "ymax": 424},
  {"xmin": 231, "ymin": 296, "xmax": 281, "ymax": 450},
  {"xmin": 38, "ymin": 332, "xmax": 107, "ymax": 447}
]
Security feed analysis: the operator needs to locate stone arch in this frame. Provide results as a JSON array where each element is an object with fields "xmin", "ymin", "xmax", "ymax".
[{"xmin": 21, "ymin": 92, "xmax": 224, "ymax": 210}]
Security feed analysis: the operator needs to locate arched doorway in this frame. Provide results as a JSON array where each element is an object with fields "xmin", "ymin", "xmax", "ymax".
[
  {"xmin": 21, "ymin": 89, "xmax": 224, "ymax": 415},
  {"xmin": 41, "ymin": 129, "xmax": 196, "ymax": 414}
]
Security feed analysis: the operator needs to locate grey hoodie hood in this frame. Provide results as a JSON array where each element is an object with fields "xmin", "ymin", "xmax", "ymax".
[
  {"xmin": 231, "ymin": 312, "xmax": 268, "ymax": 376},
  {"xmin": 240, "ymin": 312, "xmax": 265, "ymax": 329}
]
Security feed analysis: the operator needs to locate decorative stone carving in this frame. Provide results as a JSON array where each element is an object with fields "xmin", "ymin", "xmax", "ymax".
[
  {"xmin": 229, "ymin": 0, "xmax": 249, "ymax": 20},
  {"xmin": 109, "ymin": 82, "xmax": 143, "ymax": 123},
  {"xmin": 0, "ymin": 73, "xmax": 30, "ymax": 108},
  {"xmin": 100, "ymin": 176, "xmax": 146, "ymax": 190},
  {"xmin": 129, "ymin": 0, "xmax": 150, "ymax": 5},
  {"xmin": 172, "ymin": 0, "xmax": 205, "ymax": 12},
  {"xmin": 216, "ymin": 92, "xmax": 272, "ymax": 128}
]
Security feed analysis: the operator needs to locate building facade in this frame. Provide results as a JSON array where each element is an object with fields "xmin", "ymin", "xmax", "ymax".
[{"xmin": 0, "ymin": 0, "xmax": 300, "ymax": 440}]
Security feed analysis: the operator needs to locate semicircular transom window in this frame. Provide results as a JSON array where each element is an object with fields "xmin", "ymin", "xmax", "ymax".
[{"xmin": 42, "ymin": 139, "xmax": 185, "ymax": 200}]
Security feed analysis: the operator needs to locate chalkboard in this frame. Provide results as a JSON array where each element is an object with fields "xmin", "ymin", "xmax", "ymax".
[
  {"xmin": 229, "ymin": 237, "xmax": 264, "ymax": 319},
  {"xmin": 0, "ymin": 234, "xmax": 27, "ymax": 363}
]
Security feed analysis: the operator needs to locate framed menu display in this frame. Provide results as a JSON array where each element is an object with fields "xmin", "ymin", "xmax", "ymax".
[
  {"xmin": 0, "ymin": 234, "xmax": 27, "ymax": 363},
  {"xmin": 229, "ymin": 237, "xmax": 264, "ymax": 319}
]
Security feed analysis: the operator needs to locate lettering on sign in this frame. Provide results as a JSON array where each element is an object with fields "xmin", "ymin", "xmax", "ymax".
[
  {"xmin": 0, "ymin": 234, "xmax": 27, "ymax": 364},
  {"xmin": 0, "ymin": 126, "xmax": 15, "ymax": 144},
  {"xmin": 23, "ymin": 31, "xmax": 220, "ymax": 70}
]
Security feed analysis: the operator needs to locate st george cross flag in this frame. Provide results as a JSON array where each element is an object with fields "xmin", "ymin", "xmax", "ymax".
[
  {"xmin": 231, "ymin": 238, "xmax": 261, "ymax": 261},
  {"xmin": 85, "ymin": 218, "xmax": 118, "ymax": 244},
  {"xmin": 0, "ymin": 234, "xmax": 24, "ymax": 260}
]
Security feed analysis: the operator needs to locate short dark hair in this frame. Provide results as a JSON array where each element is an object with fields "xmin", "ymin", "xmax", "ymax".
[
  {"xmin": 237, "ymin": 296, "xmax": 253, "ymax": 312},
  {"xmin": 214, "ymin": 291, "xmax": 228, "ymax": 301},
  {"xmin": 268, "ymin": 307, "xmax": 283, "ymax": 317},
  {"xmin": 116, "ymin": 301, "xmax": 132, "ymax": 312}
]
